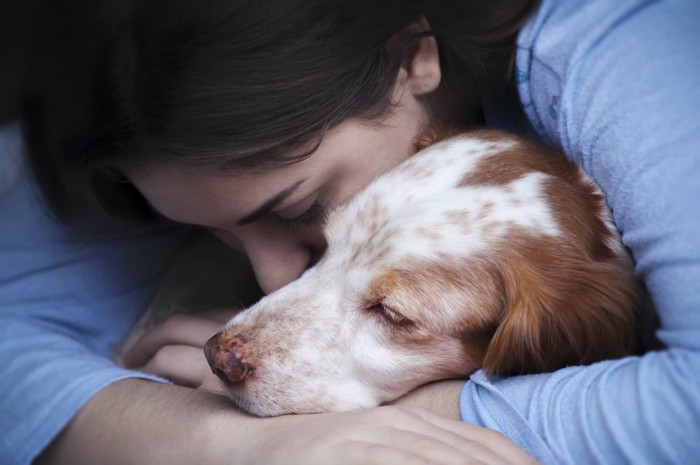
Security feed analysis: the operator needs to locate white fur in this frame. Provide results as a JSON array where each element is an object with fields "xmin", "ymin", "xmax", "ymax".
[{"xmin": 211, "ymin": 133, "xmax": 585, "ymax": 416}]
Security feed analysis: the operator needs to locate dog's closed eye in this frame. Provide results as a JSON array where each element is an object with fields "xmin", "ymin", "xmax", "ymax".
[{"xmin": 366, "ymin": 302, "xmax": 414, "ymax": 328}]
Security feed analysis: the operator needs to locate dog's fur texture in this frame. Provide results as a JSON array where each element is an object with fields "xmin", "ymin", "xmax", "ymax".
[{"xmin": 201, "ymin": 128, "xmax": 656, "ymax": 417}]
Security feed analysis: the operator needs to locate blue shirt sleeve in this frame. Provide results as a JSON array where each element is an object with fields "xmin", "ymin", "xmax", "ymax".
[
  {"xmin": 463, "ymin": 1, "xmax": 700, "ymax": 464},
  {"xmin": 0, "ymin": 124, "xmax": 192, "ymax": 464}
]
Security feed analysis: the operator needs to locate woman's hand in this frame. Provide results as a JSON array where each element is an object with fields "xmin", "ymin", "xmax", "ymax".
[
  {"xmin": 242, "ymin": 405, "xmax": 541, "ymax": 465},
  {"xmin": 121, "ymin": 309, "xmax": 235, "ymax": 395}
]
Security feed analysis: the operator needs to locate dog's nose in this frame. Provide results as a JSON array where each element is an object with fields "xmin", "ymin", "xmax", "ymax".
[{"xmin": 204, "ymin": 332, "xmax": 252, "ymax": 385}]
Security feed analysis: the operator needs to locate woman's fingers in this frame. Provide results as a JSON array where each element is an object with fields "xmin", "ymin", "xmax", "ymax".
[
  {"xmin": 372, "ymin": 408, "xmax": 520, "ymax": 465},
  {"xmin": 120, "ymin": 309, "xmax": 241, "ymax": 391},
  {"xmin": 121, "ymin": 313, "xmax": 224, "ymax": 368},
  {"xmin": 361, "ymin": 407, "xmax": 538, "ymax": 465},
  {"xmin": 408, "ymin": 408, "xmax": 539, "ymax": 465},
  {"xmin": 260, "ymin": 406, "xmax": 541, "ymax": 465},
  {"xmin": 340, "ymin": 441, "xmax": 463, "ymax": 465},
  {"xmin": 372, "ymin": 428, "xmax": 493, "ymax": 465}
]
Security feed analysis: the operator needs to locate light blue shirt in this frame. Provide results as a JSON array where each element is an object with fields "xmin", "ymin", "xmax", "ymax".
[
  {"xmin": 1, "ymin": 1, "xmax": 698, "ymax": 464},
  {"xmin": 464, "ymin": 1, "xmax": 700, "ymax": 463}
]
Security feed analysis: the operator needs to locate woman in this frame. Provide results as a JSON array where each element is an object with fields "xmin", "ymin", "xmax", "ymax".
[{"xmin": 3, "ymin": 0, "xmax": 699, "ymax": 464}]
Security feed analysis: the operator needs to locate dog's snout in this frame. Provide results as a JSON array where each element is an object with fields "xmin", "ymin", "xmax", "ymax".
[{"xmin": 204, "ymin": 332, "xmax": 253, "ymax": 386}]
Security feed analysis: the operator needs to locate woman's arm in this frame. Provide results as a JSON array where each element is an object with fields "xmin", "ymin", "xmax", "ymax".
[
  {"xmin": 36, "ymin": 380, "xmax": 231, "ymax": 465},
  {"xmin": 36, "ymin": 378, "xmax": 539, "ymax": 465}
]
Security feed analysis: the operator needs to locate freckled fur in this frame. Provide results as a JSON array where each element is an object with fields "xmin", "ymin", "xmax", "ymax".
[{"xmin": 202, "ymin": 128, "xmax": 654, "ymax": 417}]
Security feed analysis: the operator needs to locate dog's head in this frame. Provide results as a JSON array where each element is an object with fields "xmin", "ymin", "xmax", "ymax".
[{"xmin": 205, "ymin": 130, "xmax": 648, "ymax": 416}]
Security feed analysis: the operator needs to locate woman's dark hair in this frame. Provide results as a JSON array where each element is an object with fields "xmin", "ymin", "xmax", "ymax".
[{"xmin": 22, "ymin": 0, "xmax": 539, "ymax": 221}]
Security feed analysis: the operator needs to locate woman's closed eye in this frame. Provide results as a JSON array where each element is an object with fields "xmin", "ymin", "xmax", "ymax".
[{"xmin": 274, "ymin": 200, "xmax": 328, "ymax": 232}]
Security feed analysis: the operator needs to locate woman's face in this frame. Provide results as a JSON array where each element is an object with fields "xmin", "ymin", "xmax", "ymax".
[
  {"xmin": 130, "ymin": 30, "xmax": 443, "ymax": 294},
  {"xmin": 130, "ymin": 91, "xmax": 430, "ymax": 294}
]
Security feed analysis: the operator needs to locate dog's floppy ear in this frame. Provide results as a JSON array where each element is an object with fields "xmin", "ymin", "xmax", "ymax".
[{"xmin": 481, "ymin": 250, "xmax": 643, "ymax": 376}]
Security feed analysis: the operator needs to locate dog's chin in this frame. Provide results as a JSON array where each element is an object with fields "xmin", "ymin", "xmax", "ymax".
[
  {"xmin": 226, "ymin": 394, "xmax": 302, "ymax": 417},
  {"xmin": 224, "ymin": 385, "xmax": 384, "ymax": 417},
  {"xmin": 227, "ymin": 395, "xmax": 339, "ymax": 417}
]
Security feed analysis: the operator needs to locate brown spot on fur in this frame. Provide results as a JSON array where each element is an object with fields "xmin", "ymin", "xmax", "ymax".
[
  {"xmin": 544, "ymin": 173, "xmax": 618, "ymax": 261},
  {"xmin": 482, "ymin": 233, "xmax": 650, "ymax": 376},
  {"xmin": 457, "ymin": 131, "xmax": 557, "ymax": 188},
  {"xmin": 350, "ymin": 241, "xmax": 362, "ymax": 260},
  {"xmin": 456, "ymin": 130, "xmax": 618, "ymax": 261},
  {"xmin": 416, "ymin": 226, "xmax": 442, "ymax": 242},
  {"xmin": 365, "ymin": 245, "xmax": 392, "ymax": 267},
  {"xmin": 445, "ymin": 210, "xmax": 473, "ymax": 225},
  {"xmin": 356, "ymin": 197, "xmax": 391, "ymax": 236}
]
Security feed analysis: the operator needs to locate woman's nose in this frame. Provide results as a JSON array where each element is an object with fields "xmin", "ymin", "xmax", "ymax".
[{"xmin": 242, "ymin": 229, "xmax": 326, "ymax": 294}]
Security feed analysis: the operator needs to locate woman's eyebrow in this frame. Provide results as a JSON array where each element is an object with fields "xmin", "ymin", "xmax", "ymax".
[{"xmin": 236, "ymin": 179, "xmax": 306, "ymax": 226}]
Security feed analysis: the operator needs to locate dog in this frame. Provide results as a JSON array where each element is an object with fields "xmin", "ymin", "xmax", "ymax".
[{"xmin": 202, "ymin": 128, "xmax": 656, "ymax": 417}]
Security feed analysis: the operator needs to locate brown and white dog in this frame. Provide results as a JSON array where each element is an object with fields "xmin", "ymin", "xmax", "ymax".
[{"xmin": 202, "ymin": 128, "xmax": 654, "ymax": 417}]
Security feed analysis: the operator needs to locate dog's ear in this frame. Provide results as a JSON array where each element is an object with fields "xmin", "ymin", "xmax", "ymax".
[{"xmin": 481, "ymin": 250, "xmax": 644, "ymax": 377}]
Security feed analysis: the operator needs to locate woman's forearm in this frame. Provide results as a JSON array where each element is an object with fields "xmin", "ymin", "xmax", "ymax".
[{"xmin": 35, "ymin": 379, "xmax": 257, "ymax": 465}]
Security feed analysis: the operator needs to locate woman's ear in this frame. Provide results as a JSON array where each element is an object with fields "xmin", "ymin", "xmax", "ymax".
[{"xmin": 397, "ymin": 17, "xmax": 441, "ymax": 97}]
